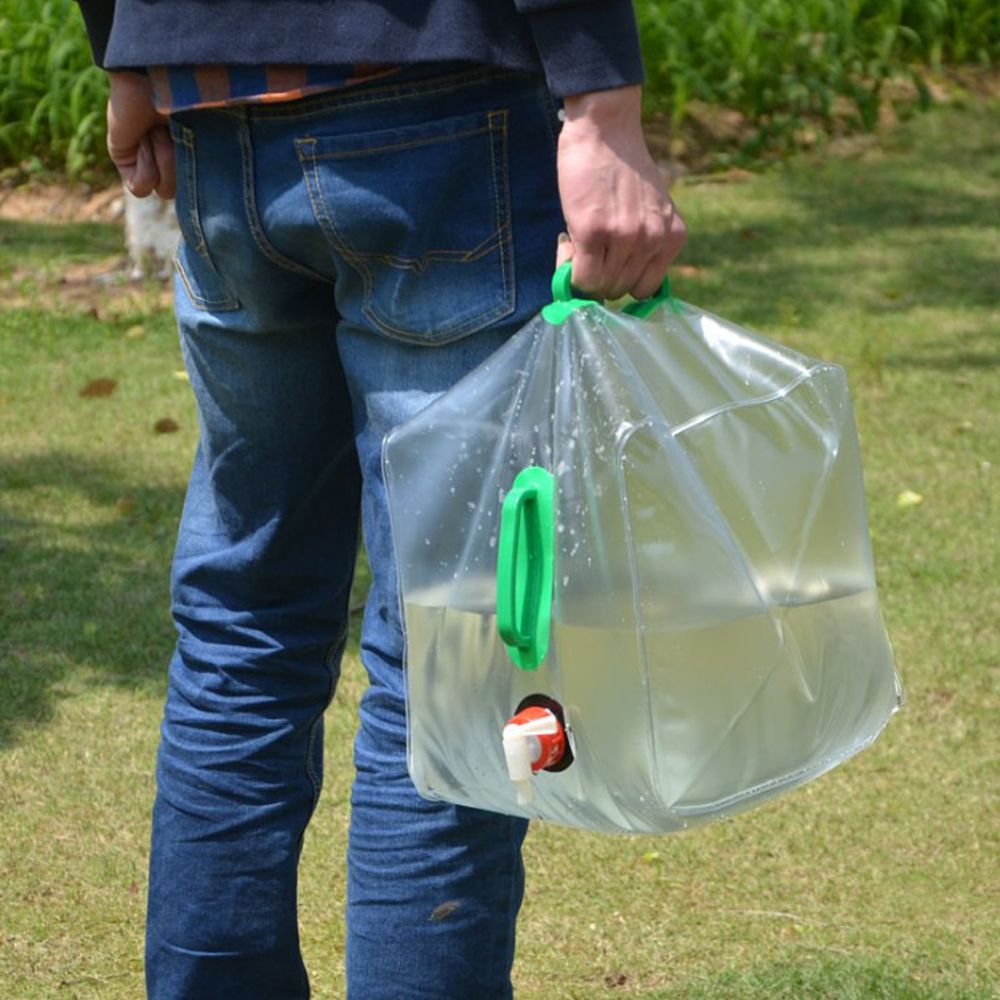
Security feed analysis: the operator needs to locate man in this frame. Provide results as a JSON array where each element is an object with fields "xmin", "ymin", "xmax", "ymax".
[{"xmin": 76, "ymin": 2, "xmax": 686, "ymax": 996}]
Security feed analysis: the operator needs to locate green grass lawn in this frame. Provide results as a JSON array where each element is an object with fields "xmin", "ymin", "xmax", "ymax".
[{"xmin": 1, "ymin": 100, "xmax": 997, "ymax": 999}]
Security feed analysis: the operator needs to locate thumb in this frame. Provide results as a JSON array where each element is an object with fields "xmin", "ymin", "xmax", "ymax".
[
  {"xmin": 555, "ymin": 231, "xmax": 573, "ymax": 270},
  {"xmin": 150, "ymin": 125, "xmax": 176, "ymax": 199},
  {"xmin": 129, "ymin": 133, "xmax": 160, "ymax": 198}
]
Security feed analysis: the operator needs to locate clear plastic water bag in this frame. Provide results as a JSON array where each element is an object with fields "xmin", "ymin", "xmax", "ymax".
[{"xmin": 384, "ymin": 266, "xmax": 901, "ymax": 834}]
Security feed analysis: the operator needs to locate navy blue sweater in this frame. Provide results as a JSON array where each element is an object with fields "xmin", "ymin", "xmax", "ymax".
[{"xmin": 76, "ymin": 1, "xmax": 644, "ymax": 97}]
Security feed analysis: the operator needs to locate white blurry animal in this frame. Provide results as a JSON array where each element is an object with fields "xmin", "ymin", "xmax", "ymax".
[{"xmin": 123, "ymin": 188, "xmax": 179, "ymax": 279}]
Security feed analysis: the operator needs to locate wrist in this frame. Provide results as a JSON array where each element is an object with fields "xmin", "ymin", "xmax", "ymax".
[
  {"xmin": 109, "ymin": 69, "xmax": 155, "ymax": 105},
  {"xmin": 561, "ymin": 85, "xmax": 642, "ymax": 128}
]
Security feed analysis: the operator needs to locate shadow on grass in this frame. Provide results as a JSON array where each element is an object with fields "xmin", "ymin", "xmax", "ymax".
[
  {"xmin": 0, "ymin": 448, "xmax": 373, "ymax": 748},
  {"xmin": 0, "ymin": 449, "xmax": 182, "ymax": 747}
]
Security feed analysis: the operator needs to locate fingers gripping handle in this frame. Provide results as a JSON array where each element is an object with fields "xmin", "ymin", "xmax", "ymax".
[{"xmin": 541, "ymin": 262, "xmax": 680, "ymax": 324}]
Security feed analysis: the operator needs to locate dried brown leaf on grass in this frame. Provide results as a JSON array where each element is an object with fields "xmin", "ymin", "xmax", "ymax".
[{"xmin": 79, "ymin": 377, "xmax": 116, "ymax": 397}]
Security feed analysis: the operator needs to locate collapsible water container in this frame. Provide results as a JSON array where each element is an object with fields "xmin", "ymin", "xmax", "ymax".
[{"xmin": 384, "ymin": 266, "xmax": 901, "ymax": 834}]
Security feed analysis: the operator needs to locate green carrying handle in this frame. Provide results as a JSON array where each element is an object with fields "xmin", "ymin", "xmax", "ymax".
[
  {"xmin": 497, "ymin": 466, "xmax": 554, "ymax": 671},
  {"xmin": 541, "ymin": 261, "xmax": 680, "ymax": 324}
]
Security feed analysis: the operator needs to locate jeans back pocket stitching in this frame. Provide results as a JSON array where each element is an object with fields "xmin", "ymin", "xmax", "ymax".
[
  {"xmin": 233, "ymin": 115, "xmax": 333, "ymax": 284},
  {"xmin": 295, "ymin": 115, "xmax": 514, "ymax": 344},
  {"xmin": 348, "ymin": 225, "xmax": 511, "ymax": 273},
  {"xmin": 296, "ymin": 138, "xmax": 370, "ymax": 275},
  {"xmin": 174, "ymin": 123, "xmax": 241, "ymax": 311},
  {"xmin": 173, "ymin": 247, "xmax": 240, "ymax": 312},
  {"xmin": 361, "ymin": 286, "xmax": 514, "ymax": 344},
  {"xmin": 173, "ymin": 247, "xmax": 216, "ymax": 311}
]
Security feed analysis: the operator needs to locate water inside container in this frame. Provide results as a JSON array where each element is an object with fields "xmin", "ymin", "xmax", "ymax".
[{"xmin": 404, "ymin": 577, "xmax": 899, "ymax": 833}]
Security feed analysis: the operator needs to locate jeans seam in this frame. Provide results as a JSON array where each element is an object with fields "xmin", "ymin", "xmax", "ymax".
[
  {"xmin": 305, "ymin": 630, "xmax": 346, "ymax": 810},
  {"xmin": 297, "ymin": 138, "xmax": 367, "ymax": 281},
  {"xmin": 310, "ymin": 123, "xmax": 491, "ymax": 160},
  {"xmin": 504, "ymin": 818, "xmax": 523, "ymax": 984},
  {"xmin": 176, "ymin": 126, "xmax": 207, "ymax": 260},
  {"xmin": 172, "ymin": 122, "xmax": 241, "ymax": 311},
  {"xmin": 236, "ymin": 112, "xmax": 333, "ymax": 283},
  {"xmin": 541, "ymin": 91, "xmax": 562, "ymax": 160},
  {"xmin": 487, "ymin": 109, "xmax": 515, "ymax": 320},
  {"xmin": 304, "ymin": 711, "xmax": 326, "ymax": 810}
]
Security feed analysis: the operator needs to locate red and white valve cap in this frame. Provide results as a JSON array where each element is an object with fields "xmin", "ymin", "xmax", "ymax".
[{"xmin": 502, "ymin": 705, "xmax": 568, "ymax": 806}]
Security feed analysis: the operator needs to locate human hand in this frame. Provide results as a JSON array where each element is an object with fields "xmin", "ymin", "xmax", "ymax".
[
  {"xmin": 106, "ymin": 71, "xmax": 176, "ymax": 199},
  {"xmin": 555, "ymin": 85, "xmax": 685, "ymax": 300}
]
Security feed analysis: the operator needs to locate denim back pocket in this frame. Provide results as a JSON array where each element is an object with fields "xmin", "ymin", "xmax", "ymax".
[
  {"xmin": 295, "ymin": 109, "xmax": 513, "ymax": 345},
  {"xmin": 170, "ymin": 120, "xmax": 240, "ymax": 312}
]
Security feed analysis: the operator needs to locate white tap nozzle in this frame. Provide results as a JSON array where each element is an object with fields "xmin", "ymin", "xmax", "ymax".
[{"xmin": 502, "ymin": 711, "xmax": 560, "ymax": 806}]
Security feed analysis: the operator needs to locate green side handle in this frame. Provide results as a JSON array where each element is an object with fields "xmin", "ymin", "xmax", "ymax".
[
  {"xmin": 497, "ymin": 466, "xmax": 554, "ymax": 671},
  {"xmin": 541, "ymin": 261, "xmax": 681, "ymax": 324}
]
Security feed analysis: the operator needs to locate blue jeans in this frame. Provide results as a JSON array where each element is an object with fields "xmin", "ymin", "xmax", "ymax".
[{"xmin": 148, "ymin": 66, "xmax": 564, "ymax": 999}]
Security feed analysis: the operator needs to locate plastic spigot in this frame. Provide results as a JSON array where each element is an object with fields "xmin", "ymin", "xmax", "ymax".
[{"xmin": 502, "ymin": 705, "xmax": 568, "ymax": 806}]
